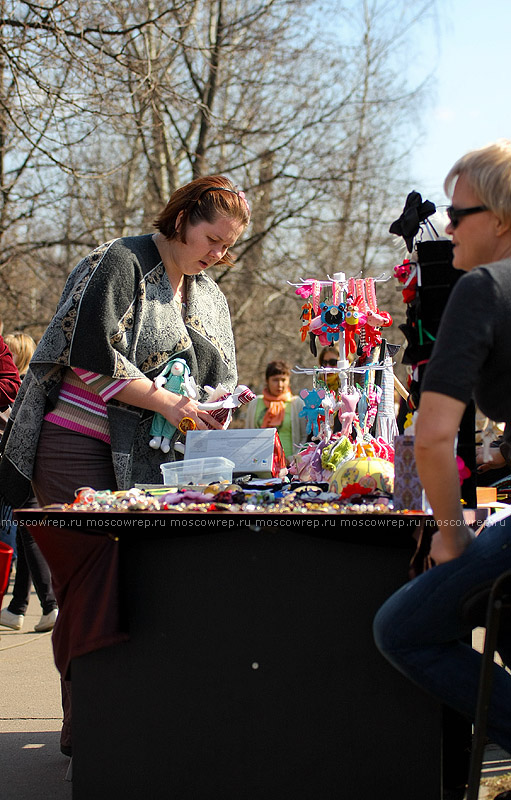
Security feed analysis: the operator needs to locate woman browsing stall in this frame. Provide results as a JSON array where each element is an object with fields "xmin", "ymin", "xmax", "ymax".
[
  {"xmin": 1, "ymin": 176, "xmax": 250, "ymax": 506},
  {"xmin": 0, "ymin": 174, "xmax": 250, "ymax": 755},
  {"xmin": 374, "ymin": 140, "xmax": 511, "ymax": 761}
]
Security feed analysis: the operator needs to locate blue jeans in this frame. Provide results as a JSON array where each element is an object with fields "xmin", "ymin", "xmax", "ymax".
[
  {"xmin": 8, "ymin": 527, "xmax": 57, "ymax": 616},
  {"xmin": 373, "ymin": 513, "xmax": 511, "ymax": 755}
]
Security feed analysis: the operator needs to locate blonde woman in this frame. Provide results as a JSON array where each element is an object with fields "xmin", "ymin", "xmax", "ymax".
[
  {"xmin": 4, "ymin": 332, "xmax": 37, "ymax": 378},
  {"xmin": 374, "ymin": 140, "xmax": 511, "ymax": 764},
  {"xmin": 0, "ymin": 333, "xmax": 58, "ymax": 635}
]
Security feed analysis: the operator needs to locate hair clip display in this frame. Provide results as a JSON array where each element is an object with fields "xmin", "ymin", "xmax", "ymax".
[{"xmin": 288, "ymin": 266, "xmax": 399, "ymax": 495}]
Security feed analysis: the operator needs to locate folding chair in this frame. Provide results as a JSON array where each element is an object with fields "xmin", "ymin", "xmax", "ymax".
[{"xmin": 463, "ymin": 570, "xmax": 511, "ymax": 800}]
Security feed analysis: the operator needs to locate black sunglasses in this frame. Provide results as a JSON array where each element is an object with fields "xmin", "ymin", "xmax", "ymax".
[
  {"xmin": 322, "ymin": 358, "xmax": 338, "ymax": 367},
  {"xmin": 446, "ymin": 205, "xmax": 488, "ymax": 228}
]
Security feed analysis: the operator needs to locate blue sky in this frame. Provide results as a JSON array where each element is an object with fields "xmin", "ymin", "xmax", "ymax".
[{"xmin": 408, "ymin": 0, "xmax": 510, "ymax": 206}]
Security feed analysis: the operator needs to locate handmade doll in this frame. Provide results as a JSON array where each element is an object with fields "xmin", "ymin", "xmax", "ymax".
[
  {"xmin": 198, "ymin": 384, "xmax": 256, "ymax": 427},
  {"xmin": 338, "ymin": 388, "xmax": 361, "ymax": 437},
  {"xmin": 309, "ymin": 302, "xmax": 346, "ymax": 348},
  {"xmin": 342, "ymin": 299, "xmax": 366, "ymax": 357},
  {"xmin": 149, "ymin": 358, "xmax": 195, "ymax": 453},
  {"xmin": 298, "ymin": 388, "xmax": 326, "ymax": 438}
]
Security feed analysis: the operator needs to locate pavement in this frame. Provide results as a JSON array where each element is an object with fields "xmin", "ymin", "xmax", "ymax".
[
  {"xmin": 1, "ymin": 581, "xmax": 511, "ymax": 800},
  {"xmin": 1, "ymin": 580, "xmax": 71, "ymax": 800}
]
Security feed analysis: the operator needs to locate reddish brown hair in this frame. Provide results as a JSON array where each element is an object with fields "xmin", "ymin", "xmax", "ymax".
[{"xmin": 154, "ymin": 175, "xmax": 250, "ymax": 267}]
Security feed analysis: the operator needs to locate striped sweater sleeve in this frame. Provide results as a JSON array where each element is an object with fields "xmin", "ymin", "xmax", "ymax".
[{"xmin": 72, "ymin": 367, "xmax": 132, "ymax": 401}]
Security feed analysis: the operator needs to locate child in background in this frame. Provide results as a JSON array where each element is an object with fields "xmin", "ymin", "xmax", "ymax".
[{"xmin": 245, "ymin": 359, "xmax": 307, "ymax": 462}]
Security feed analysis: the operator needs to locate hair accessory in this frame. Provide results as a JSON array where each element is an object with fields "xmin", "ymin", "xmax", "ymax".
[
  {"xmin": 202, "ymin": 186, "xmax": 250, "ymax": 215},
  {"xmin": 236, "ymin": 190, "xmax": 250, "ymax": 215},
  {"xmin": 356, "ymin": 277, "xmax": 392, "ymax": 355},
  {"xmin": 365, "ymin": 278, "xmax": 378, "ymax": 313},
  {"xmin": 311, "ymin": 280, "xmax": 321, "ymax": 314},
  {"xmin": 389, "ymin": 190, "xmax": 436, "ymax": 253},
  {"xmin": 332, "ymin": 277, "xmax": 343, "ymax": 306},
  {"xmin": 295, "ymin": 280, "xmax": 314, "ymax": 299},
  {"xmin": 355, "ymin": 279, "xmax": 367, "ymax": 312}
]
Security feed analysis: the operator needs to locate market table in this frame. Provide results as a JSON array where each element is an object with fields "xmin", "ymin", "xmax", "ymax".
[{"xmin": 15, "ymin": 508, "xmax": 442, "ymax": 800}]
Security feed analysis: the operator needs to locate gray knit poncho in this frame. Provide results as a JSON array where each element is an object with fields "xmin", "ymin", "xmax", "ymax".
[{"xmin": 0, "ymin": 234, "xmax": 237, "ymax": 505}]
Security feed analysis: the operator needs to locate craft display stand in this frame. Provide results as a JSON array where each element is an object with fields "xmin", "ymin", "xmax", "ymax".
[
  {"xmin": 16, "ymin": 509, "xmax": 442, "ymax": 800},
  {"xmin": 289, "ymin": 269, "xmax": 399, "ymax": 483}
]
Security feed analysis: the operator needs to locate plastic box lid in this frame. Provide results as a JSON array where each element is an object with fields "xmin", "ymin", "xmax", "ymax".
[{"xmin": 160, "ymin": 456, "xmax": 235, "ymax": 486}]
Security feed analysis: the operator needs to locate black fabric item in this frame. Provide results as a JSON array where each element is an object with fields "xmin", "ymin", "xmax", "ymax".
[{"xmin": 389, "ymin": 191, "xmax": 436, "ymax": 252}]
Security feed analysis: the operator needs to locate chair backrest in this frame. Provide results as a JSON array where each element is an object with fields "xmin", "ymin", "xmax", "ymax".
[{"xmin": 461, "ymin": 571, "xmax": 511, "ymax": 632}]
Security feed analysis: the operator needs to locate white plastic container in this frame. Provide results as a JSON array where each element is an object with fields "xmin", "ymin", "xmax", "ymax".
[{"xmin": 160, "ymin": 456, "xmax": 235, "ymax": 487}]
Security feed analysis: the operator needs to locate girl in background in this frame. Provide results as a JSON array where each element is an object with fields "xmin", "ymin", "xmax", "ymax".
[
  {"xmin": 245, "ymin": 359, "xmax": 307, "ymax": 461},
  {"xmin": 0, "ymin": 333, "xmax": 58, "ymax": 633}
]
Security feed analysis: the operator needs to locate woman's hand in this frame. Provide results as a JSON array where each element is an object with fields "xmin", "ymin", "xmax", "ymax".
[
  {"xmin": 430, "ymin": 525, "xmax": 476, "ymax": 564},
  {"xmin": 160, "ymin": 392, "xmax": 224, "ymax": 431},
  {"xmin": 476, "ymin": 444, "xmax": 506, "ymax": 473}
]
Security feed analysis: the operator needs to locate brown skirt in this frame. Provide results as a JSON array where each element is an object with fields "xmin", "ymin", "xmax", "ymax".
[{"xmin": 30, "ymin": 421, "xmax": 129, "ymax": 678}]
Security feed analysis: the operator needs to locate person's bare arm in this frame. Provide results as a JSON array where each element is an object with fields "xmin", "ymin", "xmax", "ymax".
[
  {"xmin": 114, "ymin": 378, "xmax": 223, "ymax": 430},
  {"xmin": 415, "ymin": 391, "xmax": 475, "ymax": 562}
]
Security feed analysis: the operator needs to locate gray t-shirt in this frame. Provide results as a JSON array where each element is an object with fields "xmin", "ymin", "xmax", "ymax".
[{"xmin": 421, "ymin": 258, "xmax": 511, "ymax": 437}]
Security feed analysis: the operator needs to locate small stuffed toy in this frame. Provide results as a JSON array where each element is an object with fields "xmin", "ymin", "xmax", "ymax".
[
  {"xmin": 320, "ymin": 389, "xmax": 340, "ymax": 438},
  {"xmin": 197, "ymin": 384, "xmax": 256, "ymax": 428},
  {"xmin": 309, "ymin": 302, "xmax": 346, "ymax": 346},
  {"xmin": 338, "ymin": 388, "xmax": 361, "ymax": 437},
  {"xmin": 299, "ymin": 303, "xmax": 314, "ymax": 342},
  {"xmin": 149, "ymin": 358, "xmax": 195, "ymax": 453},
  {"xmin": 299, "ymin": 387, "xmax": 326, "ymax": 438},
  {"xmin": 321, "ymin": 435, "xmax": 354, "ymax": 473},
  {"xmin": 363, "ymin": 309, "xmax": 393, "ymax": 354},
  {"xmin": 342, "ymin": 298, "xmax": 367, "ymax": 357}
]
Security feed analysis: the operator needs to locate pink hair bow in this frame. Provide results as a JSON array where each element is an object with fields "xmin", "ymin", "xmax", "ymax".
[
  {"xmin": 295, "ymin": 280, "xmax": 314, "ymax": 299},
  {"xmin": 237, "ymin": 190, "xmax": 250, "ymax": 215}
]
